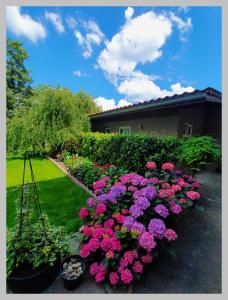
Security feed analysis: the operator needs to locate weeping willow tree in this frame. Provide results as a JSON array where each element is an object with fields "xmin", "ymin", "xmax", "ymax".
[{"xmin": 7, "ymin": 85, "xmax": 100, "ymax": 155}]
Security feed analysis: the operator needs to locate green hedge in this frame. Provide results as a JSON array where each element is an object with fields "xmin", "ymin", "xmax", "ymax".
[{"xmin": 65, "ymin": 133, "xmax": 182, "ymax": 173}]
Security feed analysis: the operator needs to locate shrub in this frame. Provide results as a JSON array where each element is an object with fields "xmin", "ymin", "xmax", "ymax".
[
  {"xmin": 77, "ymin": 161, "xmax": 203, "ymax": 288},
  {"xmin": 74, "ymin": 133, "xmax": 182, "ymax": 173},
  {"xmin": 68, "ymin": 156, "xmax": 94, "ymax": 183},
  {"xmin": 180, "ymin": 136, "xmax": 221, "ymax": 174}
]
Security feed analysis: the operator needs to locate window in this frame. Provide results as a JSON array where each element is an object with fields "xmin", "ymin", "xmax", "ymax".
[
  {"xmin": 183, "ymin": 123, "xmax": 193, "ymax": 137},
  {"xmin": 139, "ymin": 124, "xmax": 144, "ymax": 131},
  {"xmin": 104, "ymin": 128, "xmax": 111, "ymax": 133},
  {"xmin": 119, "ymin": 126, "xmax": 131, "ymax": 134}
]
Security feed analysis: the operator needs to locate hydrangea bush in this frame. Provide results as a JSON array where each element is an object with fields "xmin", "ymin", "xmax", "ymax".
[{"xmin": 77, "ymin": 162, "xmax": 202, "ymax": 288}]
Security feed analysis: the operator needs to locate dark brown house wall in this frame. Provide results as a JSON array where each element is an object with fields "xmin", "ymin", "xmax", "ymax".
[
  {"xmin": 204, "ymin": 103, "xmax": 221, "ymax": 142},
  {"xmin": 177, "ymin": 104, "xmax": 206, "ymax": 137}
]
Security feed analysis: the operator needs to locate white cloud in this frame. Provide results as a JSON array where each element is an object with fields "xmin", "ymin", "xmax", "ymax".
[
  {"xmin": 178, "ymin": 6, "xmax": 190, "ymax": 14},
  {"xmin": 74, "ymin": 20, "xmax": 105, "ymax": 58},
  {"xmin": 169, "ymin": 12, "xmax": 192, "ymax": 41},
  {"xmin": 73, "ymin": 70, "xmax": 81, "ymax": 77},
  {"xmin": 98, "ymin": 11, "xmax": 172, "ymax": 78},
  {"xmin": 45, "ymin": 11, "xmax": 65, "ymax": 33},
  {"xmin": 118, "ymin": 71, "xmax": 194, "ymax": 103},
  {"xmin": 94, "ymin": 96, "xmax": 132, "ymax": 112},
  {"xmin": 75, "ymin": 31, "xmax": 84, "ymax": 45},
  {"xmin": 125, "ymin": 7, "xmax": 134, "ymax": 20},
  {"xmin": 6, "ymin": 6, "xmax": 46, "ymax": 43},
  {"xmin": 66, "ymin": 16, "xmax": 77, "ymax": 30},
  {"xmin": 94, "ymin": 97, "xmax": 116, "ymax": 111},
  {"xmin": 117, "ymin": 99, "xmax": 132, "ymax": 108}
]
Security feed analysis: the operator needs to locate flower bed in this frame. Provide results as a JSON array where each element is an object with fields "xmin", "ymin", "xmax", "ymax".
[{"xmin": 77, "ymin": 162, "xmax": 203, "ymax": 288}]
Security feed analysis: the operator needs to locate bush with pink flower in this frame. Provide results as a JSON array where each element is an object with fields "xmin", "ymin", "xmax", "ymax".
[{"xmin": 77, "ymin": 161, "xmax": 203, "ymax": 289}]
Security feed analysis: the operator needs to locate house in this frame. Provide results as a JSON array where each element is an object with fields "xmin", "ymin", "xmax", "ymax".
[{"xmin": 90, "ymin": 87, "xmax": 222, "ymax": 142}]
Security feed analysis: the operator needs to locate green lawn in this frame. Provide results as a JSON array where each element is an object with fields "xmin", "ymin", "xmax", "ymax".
[{"xmin": 7, "ymin": 157, "xmax": 89, "ymax": 233}]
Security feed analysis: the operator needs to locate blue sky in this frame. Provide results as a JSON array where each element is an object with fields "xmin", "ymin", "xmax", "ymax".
[{"xmin": 6, "ymin": 6, "xmax": 221, "ymax": 111}]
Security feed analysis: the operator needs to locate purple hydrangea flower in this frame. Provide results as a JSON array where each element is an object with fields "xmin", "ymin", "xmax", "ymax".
[
  {"xmin": 148, "ymin": 218, "xmax": 166, "ymax": 239},
  {"xmin": 169, "ymin": 201, "xmax": 182, "ymax": 214},
  {"xmin": 140, "ymin": 186, "xmax": 157, "ymax": 200},
  {"xmin": 129, "ymin": 204, "xmax": 144, "ymax": 219},
  {"xmin": 138, "ymin": 231, "xmax": 157, "ymax": 251},
  {"xmin": 96, "ymin": 194, "xmax": 108, "ymax": 203},
  {"xmin": 123, "ymin": 216, "xmax": 135, "ymax": 230},
  {"xmin": 174, "ymin": 169, "xmax": 183, "ymax": 176},
  {"xmin": 135, "ymin": 197, "xmax": 150, "ymax": 210},
  {"xmin": 86, "ymin": 197, "xmax": 96, "ymax": 208},
  {"xmin": 154, "ymin": 204, "xmax": 169, "ymax": 218},
  {"xmin": 131, "ymin": 221, "xmax": 146, "ymax": 234}
]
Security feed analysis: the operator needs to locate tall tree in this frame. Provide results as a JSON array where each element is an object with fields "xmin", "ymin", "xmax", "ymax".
[{"xmin": 7, "ymin": 39, "xmax": 33, "ymax": 116}]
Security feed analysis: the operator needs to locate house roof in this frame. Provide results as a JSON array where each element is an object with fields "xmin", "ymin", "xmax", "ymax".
[{"xmin": 90, "ymin": 87, "xmax": 221, "ymax": 119}]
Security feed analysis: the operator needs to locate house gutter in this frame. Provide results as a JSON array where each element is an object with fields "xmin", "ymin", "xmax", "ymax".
[{"xmin": 90, "ymin": 93, "xmax": 207, "ymax": 119}]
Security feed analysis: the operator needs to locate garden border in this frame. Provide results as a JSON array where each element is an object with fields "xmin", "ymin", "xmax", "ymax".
[{"xmin": 47, "ymin": 156, "xmax": 95, "ymax": 197}]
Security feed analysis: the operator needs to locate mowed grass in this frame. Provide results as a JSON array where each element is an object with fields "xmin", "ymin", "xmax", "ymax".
[{"xmin": 7, "ymin": 157, "xmax": 89, "ymax": 233}]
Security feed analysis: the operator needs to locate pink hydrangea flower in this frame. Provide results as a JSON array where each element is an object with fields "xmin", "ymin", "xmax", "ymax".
[
  {"xmin": 83, "ymin": 225, "xmax": 93, "ymax": 237},
  {"xmin": 165, "ymin": 229, "xmax": 177, "ymax": 241},
  {"xmin": 141, "ymin": 253, "xmax": 153, "ymax": 264},
  {"xmin": 95, "ymin": 272, "xmax": 105, "ymax": 283},
  {"xmin": 116, "ymin": 214, "xmax": 126, "ymax": 224},
  {"xmin": 178, "ymin": 179, "xmax": 189, "ymax": 188},
  {"xmin": 186, "ymin": 191, "xmax": 201, "ymax": 200},
  {"xmin": 162, "ymin": 162, "xmax": 174, "ymax": 171},
  {"xmin": 159, "ymin": 189, "xmax": 175, "ymax": 199},
  {"xmin": 179, "ymin": 198, "xmax": 187, "ymax": 204},
  {"xmin": 88, "ymin": 238, "xmax": 100, "ymax": 252},
  {"xmin": 89, "ymin": 262, "xmax": 99, "ymax": 276},
  {"xmin": 103, "ymin": 228, "xmax": 114, "ymax": 237},
  {"xmin": 80, "ymin": 244, "xmax": 90, "ymax": 258},
  {"xmin": 128, "ymin": 186, "xmax": 138, "ymax": 192},
  {"xmin": 95, "ymin": 203, "xmax": 107, "ymax": 215},
  {"xmin": 133, "ymin": 260, "xmax": 143, "ymax": 273},
  {"xmin": 148, "ymin": 177, "xmax": 159, "ymax": 185},
  {"xmin": 146, "ymin": 161, "xmax": 157, "ymax": 170},
  {"xmin": 100, "ymin": 238, "xmax": 113, "ymax": 251},
  {"xmin": 121, "ymin": 208, "xmax": 129, "ymax": 215},
  {"xmin": 124, "ymin": 251, "xmax": 135, "ymax": 264},
  {"xmin": 92, "ymin": 228, "xmax": 104, "ymax": 239},
  {"xmin": 79, "ymin": 208, "xmax": 89, "ymax": 219},
  {"xmin": 162, "ymin": 182, "xmax": 171, "ymax": 189},
  {"xmin": 106, "ymin": 250, "xmax": 115, "ymax": 259},
  {"xmin": 109, "ymin": 272, "xmax": 119, "ymax": 285},
  {"xmin": 104, "ymin": 218, "xmax": 115, "ymax": 228},
  {"xmin": 171, "ymin": 184, "xmax": 182, "ymax": 192},
  {"xmin": 121, "ymin": 269, "xmax": 133, "ymax": 284},
  {"xmin": 192, "ymin": 182, "xmax": 201, "ymax": 188}
]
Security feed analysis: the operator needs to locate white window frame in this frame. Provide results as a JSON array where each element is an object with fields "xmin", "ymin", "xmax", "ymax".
[
  {"xmin": 183, "ymin": 123, "xmax": 193, "ymax": 137},
  {"xmin": 104, "ymin": 128, "xmax": 111, "ymax": 133},
  {"xmin": 119, "ymin": 126, "xmax": 131, "ymax": 134}
]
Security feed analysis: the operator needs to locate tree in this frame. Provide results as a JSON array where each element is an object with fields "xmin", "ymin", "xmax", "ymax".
[
  {"xmin": 7, "ymin": 86, "xmax": 101, "ymax": 155},
  {"xmin": 7, "ymin": 39, "xmax": 33, "ymax": 116}
]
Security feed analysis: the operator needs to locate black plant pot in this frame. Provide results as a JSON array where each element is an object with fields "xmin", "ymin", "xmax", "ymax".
[
  {"xmin": 7, "ymin": 255, "xmax": 61, "ymax": 293},
  {"xmin": 60, "ymin": 255, "xmax": 86, "ymax": 290}
]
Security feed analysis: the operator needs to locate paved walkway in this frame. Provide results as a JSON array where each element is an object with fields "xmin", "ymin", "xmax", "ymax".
[{"xmin": 44, "ymin": 170, "xmax": 221, "ymax": 294}]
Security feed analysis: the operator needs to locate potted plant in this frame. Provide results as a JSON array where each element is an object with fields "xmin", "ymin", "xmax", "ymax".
[{"xmin": 7, "ymin": 205, "xmax": 70, "ymax": 293}]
